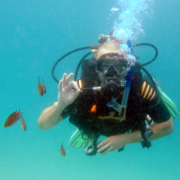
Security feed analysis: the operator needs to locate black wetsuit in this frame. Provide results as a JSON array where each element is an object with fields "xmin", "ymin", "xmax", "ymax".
[{"xmin": 61, "ymin": 75, "xmax": 170, "ymax": 137}]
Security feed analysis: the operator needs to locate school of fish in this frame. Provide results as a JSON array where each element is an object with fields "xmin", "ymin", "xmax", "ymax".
[
  {"xmin": 4, "ymin": 77, "xmax": 66, "ymax": 156},
  {"xmin": 4, "ymin": 76, "xmax": 46, "ymax": 131}
]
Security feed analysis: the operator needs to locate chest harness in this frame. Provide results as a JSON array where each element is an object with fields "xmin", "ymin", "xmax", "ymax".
[{"xmin": 51, "ymin": 34, "xmax": 159, "ymax": 154}]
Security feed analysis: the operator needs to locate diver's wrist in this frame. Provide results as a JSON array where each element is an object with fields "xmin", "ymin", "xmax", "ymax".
[
  {"xmin": 54, "ymin": 101, "xmax": 66, "ymax": 110},
  {"xmin": 125, "ymin": 131, "xmax": 143, "ymax": 144},
  {"xmin": 121, "ymin": 134, "xmax": 131, "ymax": 145}
]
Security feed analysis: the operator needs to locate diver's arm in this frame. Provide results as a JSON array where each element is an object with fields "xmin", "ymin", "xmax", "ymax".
[
  {"xmin": 37, "ymin": 73, "xmax": 80, "ymax": 130},
  {"xmin": 97, "ymin": 118, "xmax": 173, "ymax": 155},
  {"xmin": 127, "ymin": 118, "xmax": 173, "ymax": 143},
  {"xmin": 37, "ymin": 102, "xmax": 65, "ymax": 130}
]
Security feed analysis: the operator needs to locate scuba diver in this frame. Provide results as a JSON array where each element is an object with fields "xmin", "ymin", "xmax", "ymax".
[{"xmin": 37, "ymin": 35, "xmax": 178, "ymax": 156}]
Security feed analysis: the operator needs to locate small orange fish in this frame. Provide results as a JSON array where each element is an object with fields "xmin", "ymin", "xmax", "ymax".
[
  {"xmin": 60, "ymin": 144, "xmax": 66, "ymax": 157},
  {"xmin": 4, "ymin": 110, "xmax": 22, "ymax": 128},
  {"xmin": 21, "ymin": 117, "xmax": 26, "ymax": 131},
  {"xmin": 42, "ymin": 80, "xmax": 46, "ymax": 94},
  {"xmin": 38, "ymin": 77, "xmax": 43, "ymax": 96}
]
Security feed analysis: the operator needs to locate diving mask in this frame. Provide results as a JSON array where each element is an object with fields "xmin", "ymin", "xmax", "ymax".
[
  {"xmin": 96, "ymin": 54, "xmax": 130, "ymax": 98},
  {"xmin": 96, "ymin": 54, "xmax": 130, "ymax": 77}
]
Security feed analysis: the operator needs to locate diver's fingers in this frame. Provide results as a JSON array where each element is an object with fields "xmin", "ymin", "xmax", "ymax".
[
  {"xmin": 100, "ymin": 146, "xmax": 113, "ymax": 156},
  {"xmin": 97, "ymin": 139, "xmax": 109, "ymax": 149},
  {"xmin": 62, "ymin": 73, "xmax": 67, "ymax": 89},
  {"xmin": 97, "ymin": 141, "xmax": 110, "ymax": 153},
  {"xmin": 69, "ymin": 82, "xmax": 80, "ymax": 97},
  {"xmin": 62, "ymin": 73, "xmax": 67, "ymax": 82},
  {"xmin": 65, "ymin": 73, "xmax": 73, "ymax": 85},
  {"xmin": 97, "ymin": 142, "xmax": 112, "ymax": 154},
  {"xmin": 69, "ymin": 81, "xmax": 80, "ymax": 92},
  {"xmin": 73, "ymin": 88, "xmax": 81, "ymax": 98},
  {"xmin": 58, "ymin": 80, "xmax": 63, "ymax": 92}
]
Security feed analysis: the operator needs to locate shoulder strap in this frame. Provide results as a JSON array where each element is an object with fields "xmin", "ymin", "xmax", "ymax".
[{"xmin": 81, "ymin": 58, "xmax": 100, "ymax": 88}]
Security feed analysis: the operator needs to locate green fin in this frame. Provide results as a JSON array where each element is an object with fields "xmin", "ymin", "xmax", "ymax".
[
  {"xmin": 68, "ymin": 129, "xmax": 93, "ymax": 148},
  {"xmin": 157, "ymin": 86, "xmax": 179, "ymax": 120}
]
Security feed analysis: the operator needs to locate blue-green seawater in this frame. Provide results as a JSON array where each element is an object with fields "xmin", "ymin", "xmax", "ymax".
[{"xmin": 0, "ymin": 0, "xmax": 180, "ymax": 179}]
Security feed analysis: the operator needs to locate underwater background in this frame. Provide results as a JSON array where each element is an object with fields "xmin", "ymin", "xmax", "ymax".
[{"xmin": 0, "ymin": 0, "xmax": 180, "ymax": 179}]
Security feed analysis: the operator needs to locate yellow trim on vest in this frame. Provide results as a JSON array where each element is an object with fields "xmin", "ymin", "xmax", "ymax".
[
  {"xmin": 141, "ymin": 81, "xmax": 146, "ymax": 96},
  {"xmin": 92, "ymin": 49, "xmax": 97, "ymax": 53},
  {"xmin": 79, "ymin": 80, "xmax": 82, "ymax": 88},
  {"xmin": 143, "ymin": 84, "xmax": 150, "ymax": 99},
  {"xmin": 98, "ymin": 116, "xmax": 119, "ymax": 120},
  {"xmin": 147, "ymin": 87, "xmax": 153, "ymax": 100},
  {"xmin": 150, "ymin": 91, "xmax": 156, "ymax": 101}
]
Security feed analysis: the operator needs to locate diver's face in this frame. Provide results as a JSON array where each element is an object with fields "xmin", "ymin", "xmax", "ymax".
[
  {"xmin": 98, "ymin": 71, "xmax": 127, "ymax": 87},
  {"xmin": 96, "ymin": 58, "xmax": 129, "ymax": 87}
]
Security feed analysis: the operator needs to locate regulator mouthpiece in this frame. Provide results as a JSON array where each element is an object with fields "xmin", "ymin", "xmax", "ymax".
[{"xmin": 101, "ymin": 79, "xmax": 122, "ymax": 98}]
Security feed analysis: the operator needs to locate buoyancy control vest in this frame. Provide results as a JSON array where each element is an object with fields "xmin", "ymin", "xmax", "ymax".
[{"xmin": 69, "ymin": 58, "xmax": 149, "ymax": 137}]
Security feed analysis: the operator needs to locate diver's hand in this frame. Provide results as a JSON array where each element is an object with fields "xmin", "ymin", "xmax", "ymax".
[
  {"xmin": 97, "ymin": 134, "xmax": 129, "ymax": 156},
  {"xmin": 57, "ymin": 73, "xmax": 80, "ymax": 108}
]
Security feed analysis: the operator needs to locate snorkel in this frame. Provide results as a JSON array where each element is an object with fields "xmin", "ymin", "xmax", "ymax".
[
  {"xmin": 103, "ymin": 39, "xmax": 136, "ymax": 121},
  {"xmin": 118, "ymin": 44, "xmax": 136, "ymax": 121}
]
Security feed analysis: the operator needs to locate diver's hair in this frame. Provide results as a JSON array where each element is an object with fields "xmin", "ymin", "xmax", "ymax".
[
  {"xmin": 99, "ymin": 38, "xmax": 122, "ymax": 49},
  {"xmin": 96, "ymin": 37, "xmax": 124, "ymax": 60},
  {"xmin": 98, "ymin": 35, "xmax": 123, "ymax": 45}
]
